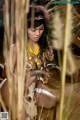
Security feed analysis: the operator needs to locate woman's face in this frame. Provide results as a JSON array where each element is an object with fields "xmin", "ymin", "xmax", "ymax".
[{"xmin": 28, "ymin": 24, "xmax": 44, "ymax": 42}]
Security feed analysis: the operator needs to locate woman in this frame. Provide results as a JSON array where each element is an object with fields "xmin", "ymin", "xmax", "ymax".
[
  {"xmin": 1, "ymin": 5, "xmax": 58, "ymax": 120},
  {"xmin": 23, "ymin": 5, "xmax": 58, "ymax": 119}
]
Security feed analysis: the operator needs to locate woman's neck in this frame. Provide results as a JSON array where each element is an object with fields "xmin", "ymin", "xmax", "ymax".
[
  {"xmin": 27, "ymin": 40, "xmax": 40, "ymax": 56},
  {"xmin": 28, "ymin": 40, "xmax": 36, "ymax": 51}
]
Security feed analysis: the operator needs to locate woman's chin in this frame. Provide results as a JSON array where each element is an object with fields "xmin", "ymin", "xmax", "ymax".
[{"xmin": 34, "ymin": 37, "xmax": 40, "ymax": 40}]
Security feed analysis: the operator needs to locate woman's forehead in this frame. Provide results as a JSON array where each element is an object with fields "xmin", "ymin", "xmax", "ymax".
[
  {"xmin": 30, "ymin": 24, "xmax": 44, "ymax": 29},
  {"xmin": 35, "ymin": 24, "xmax": 44, "ymax": 29}
]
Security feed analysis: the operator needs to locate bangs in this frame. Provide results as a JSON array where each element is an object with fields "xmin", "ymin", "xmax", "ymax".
[{"xmin": 28, "ymin": 19, "xmax": 44, "ymax": 28}]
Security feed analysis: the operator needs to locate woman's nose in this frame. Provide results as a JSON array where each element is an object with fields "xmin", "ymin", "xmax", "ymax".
[{"xmin": 36, "ymin": 29, "xmax": 40, "ymax": 36}]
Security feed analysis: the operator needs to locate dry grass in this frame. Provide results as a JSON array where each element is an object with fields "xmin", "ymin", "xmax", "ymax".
[
  {"xmin": 1, "ymin": 1, "xmax": 79, "ymax": 120},
  {"xmin": 3, "ymin": 0, "xmax": 29, "ymax": 120}
]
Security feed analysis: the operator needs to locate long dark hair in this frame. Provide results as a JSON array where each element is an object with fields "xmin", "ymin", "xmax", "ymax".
[{"xmin": 27, "ymin": 5, "xmax": 50, "ymax": 52}]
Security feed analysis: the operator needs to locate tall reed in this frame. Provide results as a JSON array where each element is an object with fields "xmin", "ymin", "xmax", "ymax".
[
  {"xmin": 59, "ymin": 3, "xmax": 72, "ymax": 120},
  {"xmin": 3, "ymin": 0, "xmax": 29, "ymax": 120},
  {"xmin": 49, "ymin": 1, "xmax": 75, "ymax": 120}
]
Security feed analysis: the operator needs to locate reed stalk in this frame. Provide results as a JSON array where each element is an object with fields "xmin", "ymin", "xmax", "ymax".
[
  {"xmin": 3, "ymin": 0, "xmax": 29, "ymax": 120},
  {"xmin": 0, "ymin": 92, "xmax": 7, "ymax": 112},
  {"xmin": 47, "ymin": 5, "xmax": 65, "ymax": 13},
  {"xmin": 15, "ymin": 0, "xmax": 29, "ymax": 119},
  {"xmin": 4, "ymin": 0, "xmax": 13, "ymax": 120},
  {"xmin": 45, "ymin": 0, "xmax": 53, "ymax": 9},
  {"xmin": 59, "ymin": 3, "xmax": 72, "ymax": 120}
]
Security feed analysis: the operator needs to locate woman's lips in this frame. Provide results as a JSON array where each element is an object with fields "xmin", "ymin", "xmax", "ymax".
[{"xmin": 34, "ymin": 37, "xmax": 39, "ymax": 40}]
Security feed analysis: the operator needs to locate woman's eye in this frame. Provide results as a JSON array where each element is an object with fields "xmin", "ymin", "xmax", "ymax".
[
  {"xmin": 40, "ymin": 28, "xmax": 43, "ymax": 30},
  {"xmin": 31, "ymin": 29, "xmax": 36, "ymax": 32},
  {"xmin": 30, "ymin": 28, "xmax": 36, "ymax": 32},
  {"xmin": 39, "ymin": 27, "xmax": 44, "ymax": 30}
]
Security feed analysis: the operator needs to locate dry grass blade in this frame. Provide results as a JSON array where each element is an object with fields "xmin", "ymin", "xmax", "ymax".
[
  {"xmin": 15, "ymin": 0, "xmax": 26, "ymax": 119},
  {"xmin": 0, "ymin": 92, "xmax": 7, "ymax": 111},
  {"xmin": 10, "ymin": 1, "xmax": 17, "ymax": 120},
  {"xmin": 4, "ymin": 0, "xmax": 13, "ymax": 120},
  {"xmin": 59, "ymin": 4, "xmax": 72, "ymax": 120},
  {"xmin": 47, "ymin": 5, "xmax": 65, "ymax": 13},
  {"xmin": 45, "ymin": 0, "xmax": 53, "ymax": 9},
  {"xmin": 66, "ymin": 49, "xmax": 76, "ymax": 75}
]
